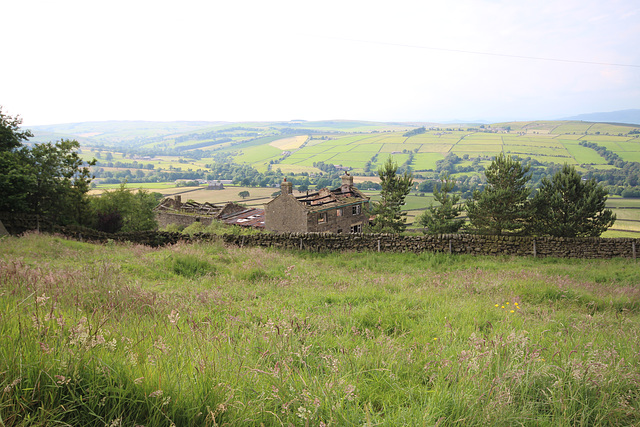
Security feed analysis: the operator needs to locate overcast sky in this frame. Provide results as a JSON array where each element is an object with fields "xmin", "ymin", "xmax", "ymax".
[{"xmin": 3, "ymin": 0, "xmax": 639, "ymax": 126}]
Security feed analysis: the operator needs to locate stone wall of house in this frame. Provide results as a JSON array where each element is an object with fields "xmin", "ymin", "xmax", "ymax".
[
  {"xmin": 264, "ymin": 195, "xmax": 308, "ymax": 233},
  {"xmin": 223, "ymin": 232, "xmax": 639, "ymax": 259},
  {"xmin": 307, "ymin": 203, "xmax": 367, "ymax": 234},
  {"xmin": 155, "ymin": 211, "xmax": 214, "ymax": 229}
]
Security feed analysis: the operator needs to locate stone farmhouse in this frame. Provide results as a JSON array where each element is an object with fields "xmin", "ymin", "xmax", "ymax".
[
  {"xmin": 265, "ymin": 173, "xmax": 369, "ymax": 233},
  {"xmin": 154, "ymin": 196, "xmax": 265, "ymax": 229}
]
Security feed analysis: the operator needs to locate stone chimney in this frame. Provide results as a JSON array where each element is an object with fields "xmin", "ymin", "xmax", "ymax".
[
  {"xmin": 341, "ymin": 172, "xmax": 353, "ymax": 193},
  {"xmin": 174, "ymin": 195, "xmax": 182, "ymax": 208},
  {"xmin": 281, "ymin": 177, "xmax": 293, "ymax": 195}
]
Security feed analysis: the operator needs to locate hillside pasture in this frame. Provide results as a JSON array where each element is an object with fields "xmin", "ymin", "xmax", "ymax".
[
  {"xmin": 268, "ymin": 135, "xmax": 308, "ymax": 150},
  {"xmin": 3, "ymin": 234, "xmax": 639, "ymax": 425},
  {"xmin": 589, "ymin": 122, "xmax": 640, "ymax": 134},
  {"xmin": 168, "ymin": 186, "xmax": 277, "ymax": 207},
  {"xmin": 234, "ymin": 145, "xmax": 282, "ymax": 165},
  {"xmin": 412, "ymin": 153, "xmax": 445, "ymax": 170},
  {"xmin": 560, "ymin": 141, "xmax": 608, "ymax": 164}
]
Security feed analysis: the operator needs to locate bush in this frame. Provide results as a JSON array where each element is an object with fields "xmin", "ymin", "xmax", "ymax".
[
  {"xmin": 164, "ymin": 223, "xmax": 185, "ymax": 233},
  {"xmin": 181, "ymin": 221, "xmax": 206, "ymax": 235}
]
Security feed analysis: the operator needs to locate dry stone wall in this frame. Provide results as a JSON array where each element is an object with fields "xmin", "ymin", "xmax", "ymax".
[{"xmin": 223, "ymin": 232, "xmax": 639, "ymax": 260}]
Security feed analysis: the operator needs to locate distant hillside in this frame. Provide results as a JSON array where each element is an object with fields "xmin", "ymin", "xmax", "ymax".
[
  {"xmin": 562, "ymin": 109, "xmax": 640, "ymax": 125},
  {"xmin": 25, "ymin": 120, "xmax": 413, "ymax": 147},
  {"xmin": 27, "ymin": 121, "xmax": 229, "ymax": 146}
]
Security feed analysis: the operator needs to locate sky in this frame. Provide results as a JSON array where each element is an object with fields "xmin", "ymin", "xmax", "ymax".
[{"xmin": 3, "ymin": 0, "xmax": 640, "ymax": 126}]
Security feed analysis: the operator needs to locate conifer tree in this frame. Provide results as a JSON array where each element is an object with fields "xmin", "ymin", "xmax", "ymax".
[
  {"xmin": 465, "ymin": 153, "xmax": 532, "ymax": 235},
  {"xmin": 418, "ymin": 173, "xmax": 464, "ymax": 234},
  {"xmin": 370, "ymin": 156, "xmax": 413, "ymax": 233},
  {"xmin": 531, "ymin": 164, "xmax": 615, "ymax": 237}
]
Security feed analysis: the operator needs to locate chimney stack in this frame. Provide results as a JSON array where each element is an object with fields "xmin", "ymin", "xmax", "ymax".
[
  {"xmin": 341, "ymin": 172, "xmax": 353, "ymax": 193},
  {"xmin": 174, "ymin": 195, "xmax": 182, "ymax": 208},
  {"xmin": 281, "ymin": 177, "xmax": 293, "ymax": 195}
]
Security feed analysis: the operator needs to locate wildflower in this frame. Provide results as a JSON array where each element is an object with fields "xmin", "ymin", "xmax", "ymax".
[
  {"xmin": 55, "ymin": 375, "xmax": 71, "ymax": 385},
  {"xmin": 3, "ymin": 378, "xmax": 21, "ymax": 394},
  {"xmin": 506, "ymin": 302, "xmax": 509, "ymax": 305},
  {"xmin": 153, "ymin": 336, "xmax": 171, "ymax": 355},
  {"xmin": 168, "ymin": 310, "xmax": 180, "ymax": 324},
  {"xmin": 514, "ymin": 302, "xmax": 519, "ymax": 306},
  {"xmin": 297, "ymin": 406, "xmax": 310, "ymax": 420},
  {"xmin": 134, "ymin": 377, "xmax": 144, "ymax": 385},
  {"xmin": 510, "ymin": 310, "xmax": 515, "ymax": 313},
  {"xmin": 148, "ymin": 389, "xmax": 163, "ymax": 398},
  {"xmin": 501, "ymin": 306, "xmax": 505, "ymax": 309},
  {"xmin": 36, "ymin": 293, "xmax": 50, "ymax": 305},
  {"xmin": 433, "ymin": 338, "xmax": 438, "ymax": 341},
  {"xmin": 40, "ymin": 342, "xmax": 52, "ymax": 354},
  {"xmin": 494, "ymin": 304, "xmax": 499, "ymax": 307}
]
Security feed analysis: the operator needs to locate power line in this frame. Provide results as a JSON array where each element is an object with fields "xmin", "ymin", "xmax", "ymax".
[{"xmin": 310, "ymin": 35, "xmax": 640, "ymax": 68}]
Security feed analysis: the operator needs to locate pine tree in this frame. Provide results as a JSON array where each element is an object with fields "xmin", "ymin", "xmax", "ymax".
[
  {"xmin": 466, "ymin": 153, "xmax": 532, "ymax": 235},
  {"xmin": 370, "ymin": 156, "xmax": 413, "ymax": 233},
  {"xmin": 418, "ymin": 173, "xmax": 464, "ymax": 234},
  {"xmin": 531, "ymin": 164, "xmax": 615, "ymax": 237}
]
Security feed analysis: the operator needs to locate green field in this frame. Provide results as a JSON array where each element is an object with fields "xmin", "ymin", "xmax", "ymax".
[{"xmin": 2, "ymin": 233, "xmax": 640, "ymax": 425}]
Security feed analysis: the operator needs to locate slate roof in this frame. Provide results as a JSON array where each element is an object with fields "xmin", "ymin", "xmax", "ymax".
[
  {"xmin": 292, "ymin": 186, "xmax": 369, "ymax": 212},
  {"xmin": 219, "ymin": 208, "xmax": 265, "ymax": 229}
]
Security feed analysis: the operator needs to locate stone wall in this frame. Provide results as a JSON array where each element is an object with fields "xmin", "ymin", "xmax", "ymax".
[
  {"xmin": 223, "ymin": 232, "xmax": 639, "ymax": 260},
  {"xmin": 155, "ymin": 211, "xmax": 214, "ymax": 229}
]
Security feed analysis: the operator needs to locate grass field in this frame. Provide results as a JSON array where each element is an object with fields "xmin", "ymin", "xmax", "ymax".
[{"xmin": 1, "ymin": 233, "xmax": 639, "ymax": 425}]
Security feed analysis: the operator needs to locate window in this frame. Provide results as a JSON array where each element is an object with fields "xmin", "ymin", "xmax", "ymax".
[
  {"xmin": 350, "ymin": 224, "xmax": 362, "ymax": 233},
  {"xmin": 337, "ymin": 208, "xmax": 343, "ymax": 217},
  {"xmin": 352, "ymin": 204, "xmax": 361, "ymax": 215},
  {"xmin": 318, "ymin": 212, "xmax": 327, "ymax": 224}
]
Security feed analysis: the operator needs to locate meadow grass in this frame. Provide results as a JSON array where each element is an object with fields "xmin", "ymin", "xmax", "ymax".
[{"xmin": 1, "ymin": 233, "xmax": 639, "ymax": 426}]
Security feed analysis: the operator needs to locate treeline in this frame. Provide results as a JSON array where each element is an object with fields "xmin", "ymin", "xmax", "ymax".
[
  {"xmin": 418, "ymin": 154, "xmax": 615, "ymax": 238},
  {"xmin": 403, "ymin": 127, "xmax": 426, "ymax": 137},
  {"xmin": 579, "ymin": 141, "xmax": 640, "ymax": 194}
]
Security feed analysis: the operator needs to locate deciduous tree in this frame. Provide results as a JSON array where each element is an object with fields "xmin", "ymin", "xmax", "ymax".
[
  {"xmin": 89, "ymin": 183, "xmax": 158, "ymax": 232},
  {"xmin": 0, "ymin": 108, "xmax": 94, "ymax": 226}
]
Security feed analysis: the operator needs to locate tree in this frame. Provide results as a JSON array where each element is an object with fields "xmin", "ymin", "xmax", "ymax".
[
  {"xmin": 370, "ymin": 156, "xmax": 413, "ymax": 233},
  {"xmin": 23, "ymin": 140, "xmax": 95, "ymax": 225},
  {"xmin": 0, "ymin": 107, "xmax": 32, "ymax": 151},
  {"xmin": 89, "ymin": 183, "xmax": 158, "ymax": 232},
  {"xmin": 466, "ymin": 153, "xmax": 532, "ymax": 235},
  {"xmin": 238, "ymin": 190, "xmax": 250, "ymax": 199},
  {"xmin": 0, "ymin": 108, "xmax": 94, "ymax": 226},
  {"xmin": 418, "ymin": 173, "xmax": 464, "ymax": 234},
  {"xmin": 531, "ymin": 164, "xmax": 615, "ymax": 237}
]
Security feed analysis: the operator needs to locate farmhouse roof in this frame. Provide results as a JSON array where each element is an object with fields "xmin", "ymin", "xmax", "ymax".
[
  {"xmin": 219, "ymin": 208, "xmax": 265, "ymax": 229},
  {"xmin": 266, "ymin": 174, "xmax": 368, "ymax": 213}
]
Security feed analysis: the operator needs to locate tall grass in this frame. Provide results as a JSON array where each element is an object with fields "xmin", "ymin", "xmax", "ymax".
[{"xmin": 1, "ymin": 232, "xmax": 639, "ymax": 425}]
